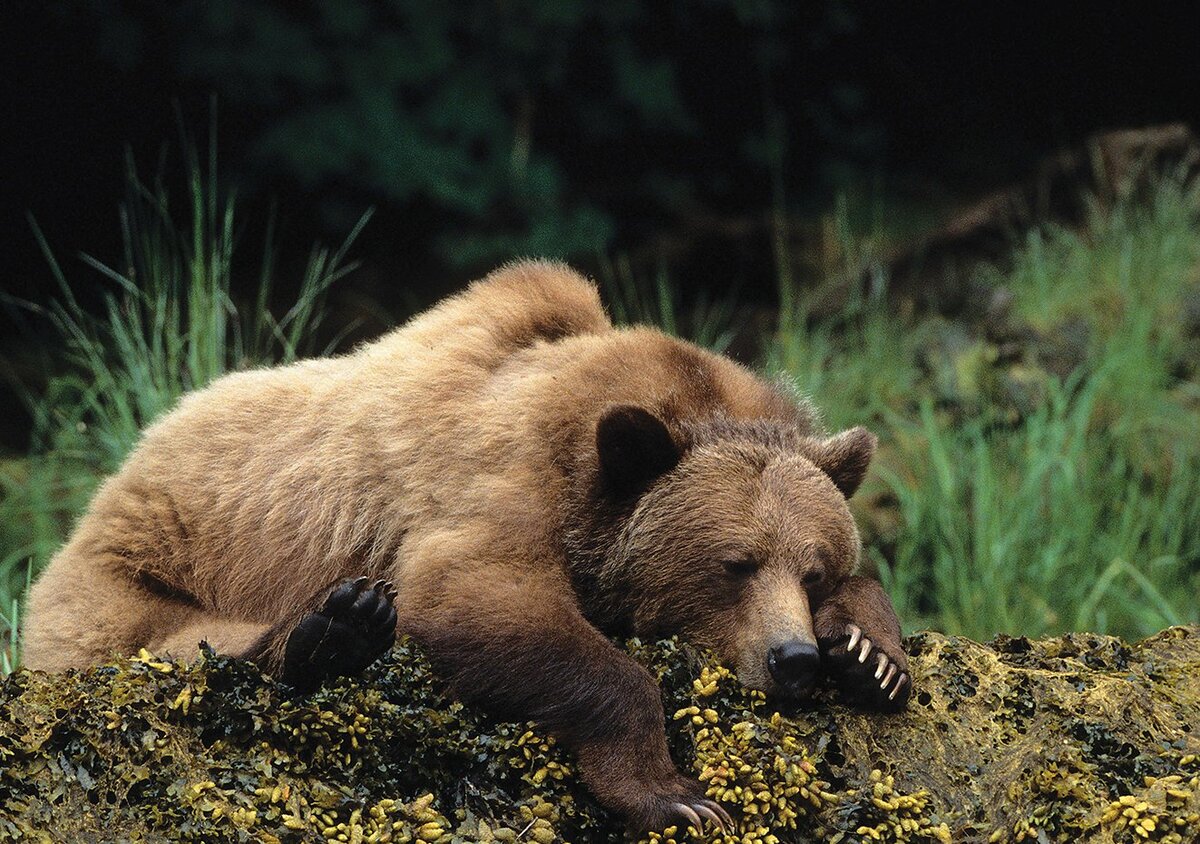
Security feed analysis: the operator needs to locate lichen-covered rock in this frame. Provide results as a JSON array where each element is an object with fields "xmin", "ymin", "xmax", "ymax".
[{"xmin": 1, "ymin": 628, "xmax": 1197, "ymax": 843}]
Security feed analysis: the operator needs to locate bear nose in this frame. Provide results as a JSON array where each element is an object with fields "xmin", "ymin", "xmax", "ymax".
[{"xmin": 767, "ymin": 640, "xmax": 821, "ymax": 693}]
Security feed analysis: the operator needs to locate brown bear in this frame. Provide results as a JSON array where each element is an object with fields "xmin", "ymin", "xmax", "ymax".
[{"xmin": 22, "ymin": 260, "xmax": 909, "ymax": 832}]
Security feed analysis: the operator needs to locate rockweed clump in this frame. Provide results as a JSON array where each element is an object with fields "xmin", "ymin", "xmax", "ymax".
[{"xmin": 2, "ymin": 628, "xmax": 1198, "ymax": 842}]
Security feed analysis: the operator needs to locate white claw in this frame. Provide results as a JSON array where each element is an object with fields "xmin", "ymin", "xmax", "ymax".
[
  {"xmin": 846, "ymin": 624, "xmax": 862, "ymax": 651},
  {"xmin": 858, "ymin": 638, "xmax": 873, "ymax": 663},
  {"xmin": 874, "ymin": 653, "xmax": 888, "ymax": 679},
  {"xmin": 881, "ymin": 664, "xmax": 897, "ymax": 690},
  {"xmin": 889, "ymin": 673, "xmax": 908, "ymax": 700},
  {"xmin": 693, "ymin": 803, "xmax": 725, "ymax": 832},
  {"xmin": 673, "ymin": 802, "xmax": 703, "ymax": 833}
]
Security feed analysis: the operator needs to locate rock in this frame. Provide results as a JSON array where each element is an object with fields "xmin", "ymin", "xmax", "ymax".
[
  {"xmin": 1033, "ymin": 317, "xmax": 1093, "ymax": 380},
  {"xmin": 810, "ymin": 124, "xmax": 1199, "ymax": 323},
  {"xmin": 1181, "ymin": 287, "xmax": 1200, "ymax": 340},
  {"xmin": 1, "ymin": 629, "xmax": 1198, "ymax": 843},
  {"xmin": 894, "ymin": 124, "xmax": 1199, "ymax": 315}
]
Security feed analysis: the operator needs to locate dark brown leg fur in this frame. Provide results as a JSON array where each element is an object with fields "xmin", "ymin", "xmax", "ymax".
[
  {"xmin": 813, "ymin": 575, "xmax": 911, "ymax": 711},
  {"xmin": 406, "ymin": 572, "xmax": 730, "ymax": 834}
]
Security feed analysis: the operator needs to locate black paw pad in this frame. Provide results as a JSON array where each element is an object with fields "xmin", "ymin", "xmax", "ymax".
[
  {"xmin": 281, "ymin": 576, "xmax": 398, "ymax": 692},
  {"xmin": 821, "ymin": 623, "xmax": 911, "ymax": 712}
]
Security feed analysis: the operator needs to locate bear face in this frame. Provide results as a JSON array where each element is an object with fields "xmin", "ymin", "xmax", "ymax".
[{"xmin": 592, "ymin": 405, "xmax": 879, "ymax": 698}]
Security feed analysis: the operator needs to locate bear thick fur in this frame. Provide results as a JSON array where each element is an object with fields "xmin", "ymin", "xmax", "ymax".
[{"xmin": 23, "ymin": 260, "xmax": 908, "ymax": 831}]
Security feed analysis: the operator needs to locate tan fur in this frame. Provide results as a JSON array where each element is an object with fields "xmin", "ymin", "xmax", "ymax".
[
  {"xmin": 25, "ymin": 262, "xmax": 601, "ymax": 665},
  {"xmin": 598, "ymin": 441, "xmax": 862, "ymax": 689},
  {"xmin": 23, "ymin": 259, "xmax": 904, "ymax": 828},
  {"xmin": 23, "ymin": 259, "xmax": 810, "ymax": 671}
]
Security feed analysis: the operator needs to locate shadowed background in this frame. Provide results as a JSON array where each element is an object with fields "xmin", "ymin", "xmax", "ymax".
[
  {"xmin": 6, "ymin": 2, "xmax": 1200, "ymax": 382},
  {"xmin": 2, "ymin": 1, "xmax": 1199, "ymax": 664}
]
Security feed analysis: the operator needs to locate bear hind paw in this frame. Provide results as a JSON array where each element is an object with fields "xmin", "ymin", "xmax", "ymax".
[{"xmin": 281, "ymin": 576, "xmax": 398, "ymax": 692}]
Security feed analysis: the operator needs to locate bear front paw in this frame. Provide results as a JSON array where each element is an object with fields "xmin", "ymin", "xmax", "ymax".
[
  {"xmin": 820, "ymin": 622, "xmax": 910, "ymax": 711},
  {"xmin": 281, "ymin": 576, "xmax": 398, "ymax": 692},
  {"xmin": 812, "ymin": 575, "xmax": 910, "ymax": 712},
  {"xmin": 631, "ymin": 777, "xmax": 734, "ymax": 836}
]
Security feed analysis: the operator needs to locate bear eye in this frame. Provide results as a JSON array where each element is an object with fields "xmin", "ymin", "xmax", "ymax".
[
  {"xmin": 802, "ymin": 570, "xmax": 824, "ymax": 587},
  {"xmin": 722, "ymin": 558, "xmax": 758, "ymax": 578}
]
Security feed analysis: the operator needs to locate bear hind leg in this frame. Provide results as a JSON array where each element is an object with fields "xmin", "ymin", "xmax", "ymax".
[
  {"xmin": 24, "ymin": 556, "xmax": 397, "ymax": 691},
  {"xmin": 22, "ymin": 554, "xmax": 271, "ymax": 673}
]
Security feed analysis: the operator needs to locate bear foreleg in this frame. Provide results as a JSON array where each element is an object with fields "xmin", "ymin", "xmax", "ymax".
[{"xmin": 404, "ymin": 569, "xmax": 731, "ymax": 834}]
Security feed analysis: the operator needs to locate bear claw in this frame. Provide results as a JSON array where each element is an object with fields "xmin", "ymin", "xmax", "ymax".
[
  {"xmin": 670, "ymin": 799, "xmax": 733, "ymax": 834},
  {"xmin": 281, "ymin": 576, "xmax": 398, "ymax": 692},
  {"xmin": 857, "ymin": 636, "xmax": 873, "ymax": 662},
  {"xmin": 826, "ymin": 623, "xmax": 910, "ymax": 710}
]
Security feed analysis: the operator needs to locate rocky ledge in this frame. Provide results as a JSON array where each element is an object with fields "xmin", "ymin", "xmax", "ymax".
[{"xmin": 1, "ymin": 627, "xmax": 1197, "ymax": 843}]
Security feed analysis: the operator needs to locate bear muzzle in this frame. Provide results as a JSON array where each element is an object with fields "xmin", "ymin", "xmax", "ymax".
[{"xmin": 766, "ymin": 639, "xmax": 821, "ymax": 697}]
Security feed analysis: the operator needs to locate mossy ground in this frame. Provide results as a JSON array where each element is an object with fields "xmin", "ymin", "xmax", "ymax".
[{"xmin": 1, "ymin": 628, "xmax": 1198, "ymax": 843}]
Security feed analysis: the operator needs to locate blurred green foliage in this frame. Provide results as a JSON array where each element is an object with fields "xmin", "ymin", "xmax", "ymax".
[
  {"xmin": 69, "ymin": 0, "xmax": 872, "ymax": 267},
  {"xmin": 0, "ymin": 138, "xmax": 367, "ymax": 670},
  {"xmin": 772, "ymin": 177, "xmax": 1200, "ymax": 641}
]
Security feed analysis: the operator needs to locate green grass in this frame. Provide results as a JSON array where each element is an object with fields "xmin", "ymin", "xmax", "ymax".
[
  {"xmin": 0, "ymin": 143, "xmax": 369, "ymax": 671},
  {"xmin": 3, "ymin": 152, "xmax": 1198, "ymax": 672},
  {"xmin": 774, "ymin": 176, "xmax": 1200, "ymax": 640},
  {"xmin": 879, "ymin": 382, "xmax": 1199, "ymax": 638},
  {"xmin": 767, "ymin": 294, "xmax": 924, "ymax": 432},
  {"xmin": 27, "ymin": 147, "xmax": 370, "ymax": 472},
  {"xmin": 597, "ymin": 252, "xmax": 739, "ymax": 353}
]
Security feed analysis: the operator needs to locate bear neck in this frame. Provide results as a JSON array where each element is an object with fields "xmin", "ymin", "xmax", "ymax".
[{"xmin": 561, "ymin": 472, "xmax": 642, "ymax": 636}]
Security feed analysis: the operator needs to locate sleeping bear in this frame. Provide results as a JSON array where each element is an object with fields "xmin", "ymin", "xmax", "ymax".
[{"xmin": 23, "ymin": 260, "xmax": 909, "ymax": 831}]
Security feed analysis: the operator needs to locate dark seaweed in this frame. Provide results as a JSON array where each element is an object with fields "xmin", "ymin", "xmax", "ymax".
[{"xmin": 1, "ymin": 628, "xmax": 1197, "ymax": 843}]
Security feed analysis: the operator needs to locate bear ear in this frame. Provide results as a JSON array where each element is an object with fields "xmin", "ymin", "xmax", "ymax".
[
  {"xmin": 596, "ymin": 405, "xmax": 681, "ymax": 497},
  {"xmin": 809, "ymin": 426, "xmax": 877, "ymax": 499}
]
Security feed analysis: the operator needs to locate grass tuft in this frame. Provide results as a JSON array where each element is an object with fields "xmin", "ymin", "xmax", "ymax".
[
  {"xmin": 597, "ymin": 253, "xmax": 739, "ymax": 353},
  {"xmin": 0, "ymin": 141, "xmax": 368, "ymax": 671}
]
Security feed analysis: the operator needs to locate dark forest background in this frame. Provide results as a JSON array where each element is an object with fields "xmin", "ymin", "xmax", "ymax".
[{"xmin": 4, "ymin": 0, "xmax": 1200, "ymax": 453}]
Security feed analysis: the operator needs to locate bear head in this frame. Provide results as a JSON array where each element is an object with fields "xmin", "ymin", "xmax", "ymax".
[{"xmin": 585, "ymin": 404, "xmax": 876, "ymax": 699}]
